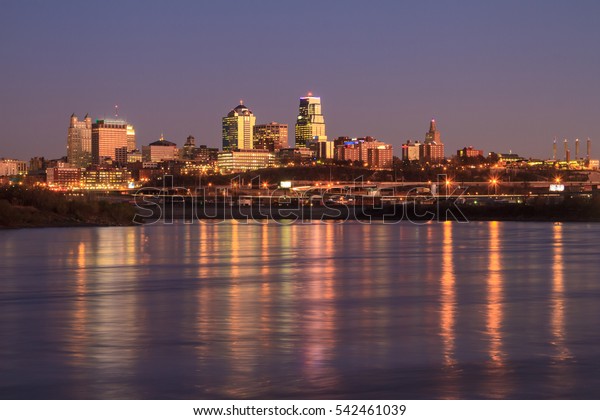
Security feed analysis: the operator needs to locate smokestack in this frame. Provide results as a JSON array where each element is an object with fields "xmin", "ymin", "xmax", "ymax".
[
  {"xmin": 553, "ymin": 139, "xmax": 557, "ymax": 160},
  {"xmin": 587, "ymin": 138, "xmax": 592, "ymax": 161},
  {"xmin": 575, "ymin": 138, "xmax": 580, "ymax": 160},
  {"xmin": 564, "ymin": 139, "xmax": 569, "ymax": 162}
]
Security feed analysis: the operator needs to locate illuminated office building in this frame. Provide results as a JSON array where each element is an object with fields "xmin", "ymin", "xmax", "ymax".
[
  {"xmin": 222, "ymin": 102, "xmax": 256, "ymax": 151},
  {"xmin": 127, "ymin": 124, "xmax": 136, "ymax": 152},
  {"xmin": 254, "ymin": 122, "xmax": 288, "ymax": 152},
  {"xmin": 295, "ymin": 93, "xmax": 326, "ymax": 148},
  {"xmin": 92, "ymin": 119, "xmax": 128, "ymax": 164},
  {"xmin": 217, "ymin": 149, "xmax": 274, "ymax": 173}
]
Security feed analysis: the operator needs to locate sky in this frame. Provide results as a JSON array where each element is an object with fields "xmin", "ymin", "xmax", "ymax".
[{"xmin": 1, "ymin": 0, "xmax": 599, "ymax": 160}]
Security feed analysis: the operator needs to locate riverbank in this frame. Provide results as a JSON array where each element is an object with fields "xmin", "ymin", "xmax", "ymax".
[
  {"xmin": 0, "ymin": 186, "xmax": 136, "ymax": 228},
  {"xmin": 3, "ymin": 185, "xmax": 599, "ymax": 228}
]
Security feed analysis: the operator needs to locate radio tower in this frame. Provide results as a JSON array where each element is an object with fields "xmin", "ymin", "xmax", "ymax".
[{"xmin": 114, "ymin": 104, "xmax": 119, "ymax": 118}]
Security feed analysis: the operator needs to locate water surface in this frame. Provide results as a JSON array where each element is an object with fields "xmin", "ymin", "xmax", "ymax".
[{"xmin": 1, "ymin": 221, "xmax": 599, "ymax": 399}]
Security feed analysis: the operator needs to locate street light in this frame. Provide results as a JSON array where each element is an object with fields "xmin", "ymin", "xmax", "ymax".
[{"xmin": 489, "ymin": 178, "xmax": 498, "ymax": 195}]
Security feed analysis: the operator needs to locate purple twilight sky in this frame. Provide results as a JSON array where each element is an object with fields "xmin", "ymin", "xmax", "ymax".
[{"xmin": 1, "ymin": 0, "xmax": 599, "ymax": 160}]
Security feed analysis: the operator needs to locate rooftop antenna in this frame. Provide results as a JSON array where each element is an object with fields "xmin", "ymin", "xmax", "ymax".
[{"xmin": 114, "ymin": 104, "xmax": 119, "ymax": 118}]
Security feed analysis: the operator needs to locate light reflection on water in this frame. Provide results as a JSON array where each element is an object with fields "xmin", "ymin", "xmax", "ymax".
[{"xmin": 1, "ymin": 221, "xmax": 600, "ymax": 399}]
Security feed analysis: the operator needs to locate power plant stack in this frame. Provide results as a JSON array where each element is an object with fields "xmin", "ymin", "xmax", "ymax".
[
  {"xmin": 587, "ymin": 138, "xmax": 592, "ymax": 162},
  {"xmin": 564, "ymin": 139, "xmax": 569, "ymax": 162},
  {"xmin": 575, "ymin": 138, "xmax": 580, "ymax": 160}
]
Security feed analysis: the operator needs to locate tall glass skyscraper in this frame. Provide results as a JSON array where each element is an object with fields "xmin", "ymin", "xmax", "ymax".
[
  {"xmin": 222, "ymin": 102, "xmax": 256, "ymax": 151},
  {"xmin": 294, "ymin": 94, "xmax": 326, "ymax": 148}
]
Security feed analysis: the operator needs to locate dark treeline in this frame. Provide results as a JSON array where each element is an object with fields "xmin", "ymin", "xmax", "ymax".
[{"xmin": 0, "ymin": 186, "xmax": 135, "ymax": 228}]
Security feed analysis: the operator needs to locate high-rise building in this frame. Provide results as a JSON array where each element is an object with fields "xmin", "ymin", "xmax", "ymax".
[
  {"xmin": 92, "ymin": 119, "xmax": 128, "ymax": 164},
  {"xmin": 295, "ymin": 93, "xmax": 326, "ymax": 148},
  {"xmin": 367, "ymin": 146, "xmax": 393, "ymax": 169},
  {"xmin": 67, "ymin": 113, "xmax": 92, "ymax": 168},
  {"xmin": 254, "ymin": 122, "xmax": 288, "ymax": 152},
  {"xmin": 425, "ymin": 119, "xmax": 441, "ymax": 144},
  {"xmin": 127, "ymin": 124, "xmax": 136, "ymax": 152},
  {"xmin": 222, "ymin": 102, "xmax": 256, "ymax": 151},
  {"xmin": 422, "ymin": 119, "xmax": 445, "ymax": 162}
]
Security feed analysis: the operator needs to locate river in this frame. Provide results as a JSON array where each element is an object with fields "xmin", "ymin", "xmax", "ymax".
[{"xmin": 1, "ymin": 221, "xmax": 599, "ymax": 399}]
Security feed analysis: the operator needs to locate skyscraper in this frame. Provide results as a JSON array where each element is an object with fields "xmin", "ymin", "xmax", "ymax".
[
  {"xmin": 127, "ymin": 124, "xmax": 136, "ymax": 152},
  {"xmin": 425, "ymin": 119, "xmax": 441, "ymax": 144},
  {"xmin": 295, "ymin": 93, "xmax": 326, "ymax": 148},
  {"xmin": 92, "ymin": 119, "xmax": 128, "ymax": 164},
  {"xmin": 67, "ymin": 113, "xmax": 92, "ymax": 168},
  {"xmin": 253, "ymin": 122, "xmax": 288, "ymax": 152},
  {"xmin": 422, "ymin": 119, "xmax": 445, "ymax": 162},
  {"xmin": 222, "ymin": 102, "xmax": 256, "ymax": 151}
]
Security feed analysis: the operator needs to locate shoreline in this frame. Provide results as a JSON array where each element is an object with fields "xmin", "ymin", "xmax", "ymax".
[
  {"xmin": 3, "ymin": 203, "xmax": 600, "ymax": 229},
  {"xmin": 138, "ymin": 202, "xmax": 600, "ymax": 224}
]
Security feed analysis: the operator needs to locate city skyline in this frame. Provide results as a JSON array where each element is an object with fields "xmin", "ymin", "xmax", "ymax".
[{"xmin": 1, "ymin": 1, "xmax": 599, "ymax": 160}]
